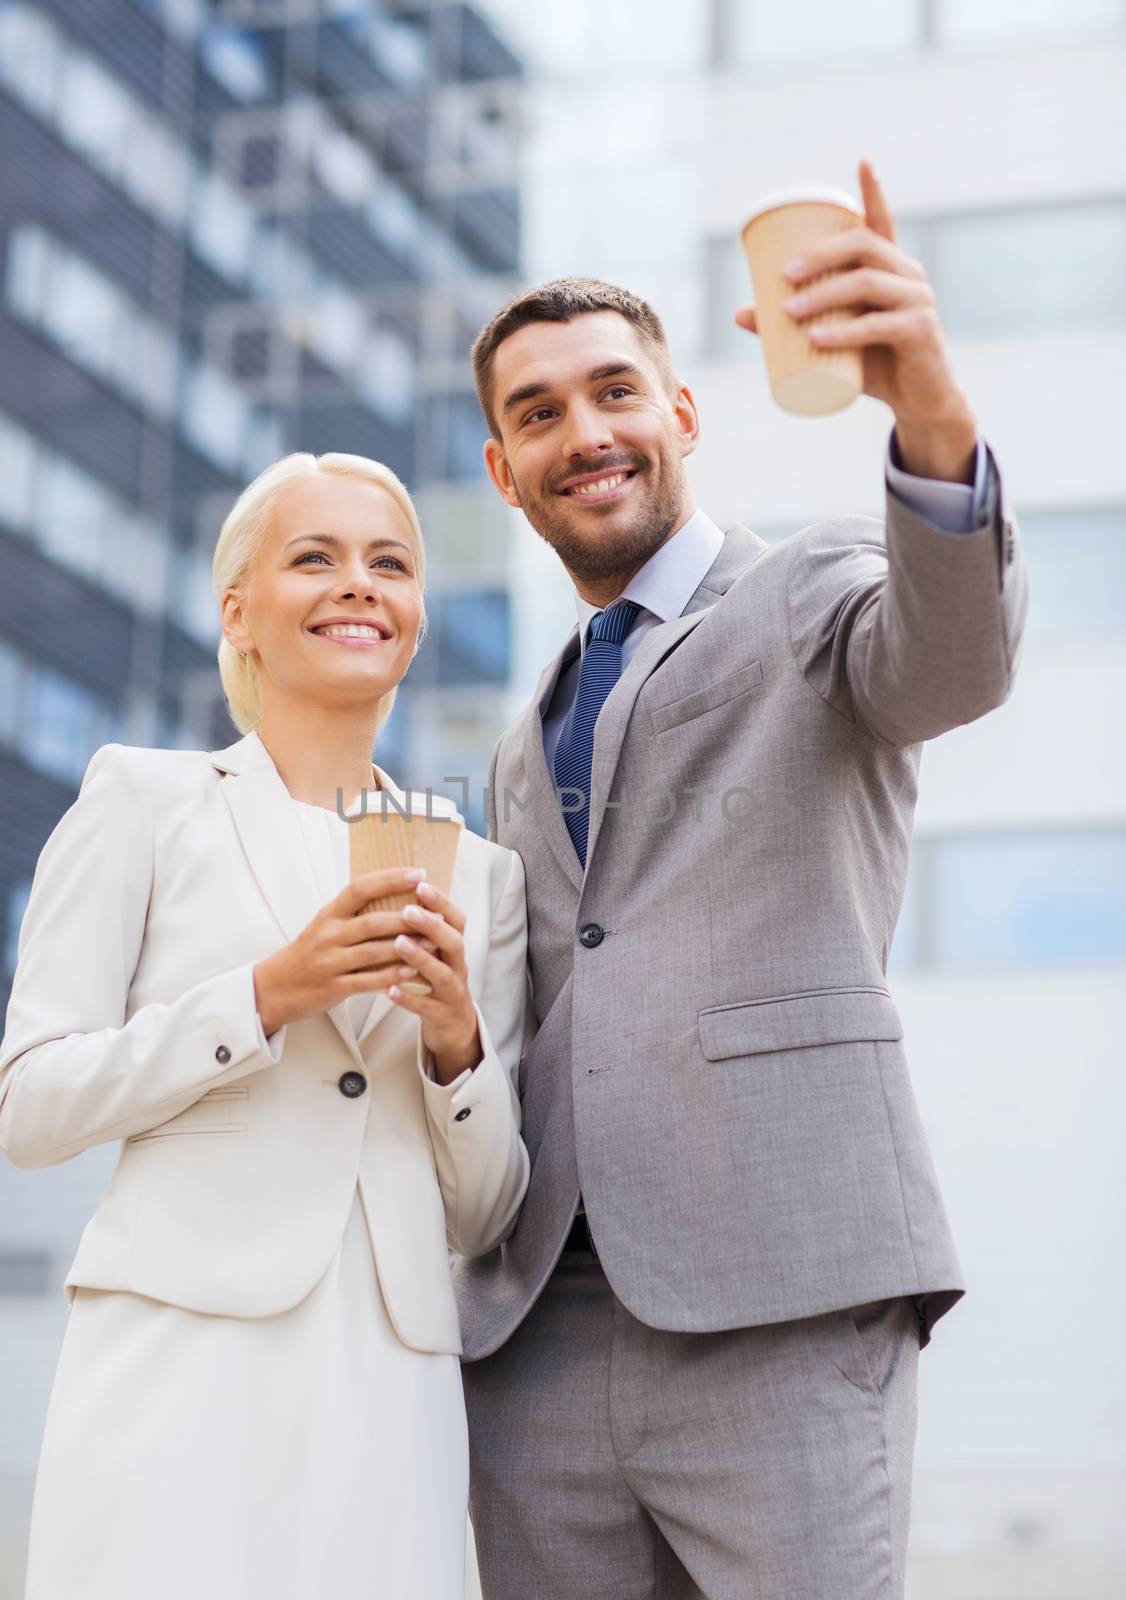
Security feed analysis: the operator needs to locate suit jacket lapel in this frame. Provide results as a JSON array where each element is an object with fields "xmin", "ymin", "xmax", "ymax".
[
  {"xmin": 514, "ymin": 628, "xmax": 585, "ymax": 893},
  {"xmin": 210, "ymin": 732, "xmax": 362, "ymax": 1059},
  {"xmin": 585, "ymin": 525, "xmax": 769, "ymax": 869}
]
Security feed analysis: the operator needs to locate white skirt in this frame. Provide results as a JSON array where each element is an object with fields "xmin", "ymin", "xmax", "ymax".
[{"xmin": 26, "ymin": 1195, "xmax": 468, "ymax": 1600}]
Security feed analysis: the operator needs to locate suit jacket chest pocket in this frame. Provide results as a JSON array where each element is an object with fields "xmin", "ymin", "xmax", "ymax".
[{"xmin": 650, "ymin": 659, "xmax": 764, "ymax": 735}]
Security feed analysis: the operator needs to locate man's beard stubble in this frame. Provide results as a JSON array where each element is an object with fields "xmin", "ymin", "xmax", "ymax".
[{"xmin": 511, "ymin": 453, "xmax": 685, "ymax": 586}]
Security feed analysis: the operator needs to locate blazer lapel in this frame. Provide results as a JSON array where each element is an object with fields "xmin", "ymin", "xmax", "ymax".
[
  {"xmin": 516, "ymin": 629, "xmax": 585, "ymax": 893},
  {"xmin": 584, "ymin": 524, "xmax": 770, "ymax": 869},
  {"xmin": 210, "ymin": 732, "xmax": 361, "ymax": 1059}
]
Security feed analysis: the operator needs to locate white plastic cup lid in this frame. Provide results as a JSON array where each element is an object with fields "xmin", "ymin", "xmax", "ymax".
[{"xmin": 742, "ymin": 186, "xmax": 863, "ymax": 229}]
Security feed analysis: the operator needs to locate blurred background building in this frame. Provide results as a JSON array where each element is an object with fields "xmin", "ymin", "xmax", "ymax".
[{"xmin": 1, "ymin": 1, "xmax": 1124, "ymax": 1596}]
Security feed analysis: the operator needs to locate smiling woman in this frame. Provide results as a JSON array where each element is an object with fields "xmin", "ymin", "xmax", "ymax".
[
  {"xmin": 212, "ymin": 451, "xmax": 429, "ymax": 741},
  {"xmin": 0, "ymin": 446, "xmax": 531, "ymax": 1598}
]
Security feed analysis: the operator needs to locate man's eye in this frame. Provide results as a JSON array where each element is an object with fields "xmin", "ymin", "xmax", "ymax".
[
  {"xmin": 524, "ymin": 408, "xmax": 555, "ymax": 425},
  {"xmin": 604, "ymin": 386, "xmax": 632, "ymax": 400}
]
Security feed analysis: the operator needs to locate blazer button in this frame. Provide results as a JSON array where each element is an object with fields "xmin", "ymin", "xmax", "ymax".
[
  {"xmin": 454, "ymin": 1108, "xmax": 472, "ymax": 1122},
  {"xmin": 579, "ymin": 923, "xmax": 604, "ymax": 948},
  {"xmin": 214, "ymin": 1045, "xmax": 231, "ymax": 1064},
  {"xmin": 338, "ymin": 1071, "xmax": 368, "ymax": 1099}
]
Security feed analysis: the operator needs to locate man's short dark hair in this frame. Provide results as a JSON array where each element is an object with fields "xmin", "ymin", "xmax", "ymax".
[{"xmin": 471, "ymin": 276, "xmax": 674, "ymax": 439}]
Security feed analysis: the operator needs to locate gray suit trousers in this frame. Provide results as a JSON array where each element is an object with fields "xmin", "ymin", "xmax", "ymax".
[{"xmin": 465, "ymin": 1255, "xmax": 919, "ymax": 1600}]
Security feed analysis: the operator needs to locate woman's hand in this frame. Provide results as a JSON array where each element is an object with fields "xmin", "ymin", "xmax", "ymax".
[
  {"xmin": 385, "ymin": 880, "xmax": 482, "ymax": 1086},
  {"xmin": 252, "ymin": 868, "xmax": 436, "ymax": 1038}
]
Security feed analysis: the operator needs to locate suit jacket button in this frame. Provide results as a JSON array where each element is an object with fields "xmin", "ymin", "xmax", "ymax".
[
  {"xmin": 338, "ymin": 1071, "xmax": 367, "ymax": 1099},
  {"xmin": 214, "ymin": 1045, "xmax": 231, "ymax": 1064},
  {"xmin": 454, "ymin": 1107, "xmax": 472, "ymax": 1122},
  {"xmin": 579, "ymin": 923, "xmax": 604, "ymax": 948}
]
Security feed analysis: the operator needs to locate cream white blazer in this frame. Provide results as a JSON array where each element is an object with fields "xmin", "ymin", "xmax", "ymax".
[{"xmin": 0, "ymin": 732, "xmax": 530, "ymax": 1355}]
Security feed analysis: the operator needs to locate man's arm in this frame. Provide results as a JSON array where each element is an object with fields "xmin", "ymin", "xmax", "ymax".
[
  {"xmin": 786, "ymin": 450, "xmax": 1027, "ymax": 746},
  {"xmin": 738, "ymin": 159, "xmax": 1028, "ymax": 744}
]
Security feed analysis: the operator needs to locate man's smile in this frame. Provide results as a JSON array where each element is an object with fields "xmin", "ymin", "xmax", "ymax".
[{"xmin": 556, "ymin": 468, "xmax": 639, "ymax": 505}]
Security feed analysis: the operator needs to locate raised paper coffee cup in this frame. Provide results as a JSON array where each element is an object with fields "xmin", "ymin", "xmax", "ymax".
[{"xmin": 740, "ymin": 186, "xmax": 864, "ymax": 417}]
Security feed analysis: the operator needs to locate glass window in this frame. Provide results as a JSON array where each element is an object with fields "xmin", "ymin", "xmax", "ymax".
[
  {"xmin": 48, "ymin": 247, "xmax": 121, "ymax": 375},
  {"xmin": 718, "ymin": 0, "xmax": 923, "ymax": 64},
  {"xmin": 0, "ymin": 413, "xmax": 37, "ymax": 533},
  {"xmin": 424, "ymin": 590, "xmax": 512, "ymax": 685},
  {"xmin": 366, "ymin": 180, "xmax": 423, "ymax": 263},
  {"xmin": 168, "ymin": 547, "xmax": 220, "ymax": 646},
  {"xmin": 22, "ymin": 668, "xmax": 102, "ymax": 787},
  {"xmin": 55, "ymin": 52, "xmax": 135, "ymax": 184},
  {"xmin": 307, "ymin": 292, "xmax": 367, "ymax": 375},
  {"xmin": 37, "ymin": 456, "xmax": 107, "ymax": 585},
  {"xmin": 930, "ymin": 831, "xmax": 1126, "ymax": 967},
  {"xmin": 5, "ymin": 222, "xmax": 51, "ymax": 325},
  {"xmin": 358, "ymin": 325, "xmax": 416, "ymax": 425},
  {"xmin": 180, "ymin": 364, "xmax": 249, "ymax": 473},
  {"xmin": 926, "ymin": 201, "xmax": 1126, "ymax": 339},
  {"xmin": 1018, "ymin": 507, "xmax": 1126, "ymax": 644},
  {"xmin": 313, "ymin": 122, "xmax": 379, "ymax": 207},
  {"xmin": 115, "ymin": 515, "xmax": 168, "ymax": 615},
  {"xmin": 199, "ymin": 24, "xmax": 269, "ymax": 102},
  {"xmin": 0, "ymin": 1, "xmax": 61, "ymax": 119},
  {"xmin": 189, "ymin": 167, "xmax": 257, "ymax": 285},
  {"xmin": 121, "ymin": 117, "xmax": 190, "ymax": 229},
  {"xmin": 941, "ymin": 0, "xmax": 1124, "ymax": 43},
  {"xmin": 367, "ymin": 14, "xmax": 429, "ymax": 87},
  {"xmin": 136, "ymin": 0, "xmax": 206, "ymax": 42}
]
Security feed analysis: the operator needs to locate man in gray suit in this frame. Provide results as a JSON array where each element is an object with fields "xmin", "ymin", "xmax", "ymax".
[{"xmin": 457, "ymin": 163, "xmax": 1027, "ymax": 1598}]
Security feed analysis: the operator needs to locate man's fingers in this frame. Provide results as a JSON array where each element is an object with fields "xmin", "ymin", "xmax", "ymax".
[
  {"xmin": 784, "ymin": 268, "xmax": 933, "ymax": 322},
  {"xmin": 783, "ymin": 228, "xmax": 922, "ymax": 286},
  {"xmin": 808, "ymin": 308, "xmax": 938, "ymax": 349},
  {"xmin": 859, "ymin": 159, "xmax": 896, "ymax": 244}
]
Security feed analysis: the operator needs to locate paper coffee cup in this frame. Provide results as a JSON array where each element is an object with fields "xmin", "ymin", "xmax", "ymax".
[
  {"xmin": 348, "ymin": 807, "xmax": 463, "ymax": 995},
  {"xmin": 740, "ymin": 186, "xmax": 864, "ymax": 417}
]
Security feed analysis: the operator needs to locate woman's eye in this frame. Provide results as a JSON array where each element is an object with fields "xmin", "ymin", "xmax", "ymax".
[
  {"xmin": 374, "ymin": 556, "xmax": 408, "ymax": 572},
  {"xmin": 294, "ymin": 551, "xmax": 329, "ymax": 566}
]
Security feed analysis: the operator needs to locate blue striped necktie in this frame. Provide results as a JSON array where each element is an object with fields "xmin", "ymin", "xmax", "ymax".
[{"xmin": 553, "ymin": 599, "xmax": 640, "ymax": 865}]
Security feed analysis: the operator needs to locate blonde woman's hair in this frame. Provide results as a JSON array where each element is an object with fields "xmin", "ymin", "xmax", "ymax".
[{"xmin": 212, "ymin": 452, "xmax": 427, "ymax": 736}]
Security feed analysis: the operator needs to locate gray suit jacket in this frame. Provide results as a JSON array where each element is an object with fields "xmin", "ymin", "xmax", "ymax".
[{"xmin": 455, "ymin": 456, "xmax": 1028, "ymax": 1358}]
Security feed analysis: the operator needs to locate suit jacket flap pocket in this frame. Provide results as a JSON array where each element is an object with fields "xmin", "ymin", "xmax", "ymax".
[
  {"xmin": 650, "ymin": 659, "xmax": 764, "ymax": 734},
  {"xmin": 698, "ymin": 987, "xmax": 903, "ymax": 1061}
]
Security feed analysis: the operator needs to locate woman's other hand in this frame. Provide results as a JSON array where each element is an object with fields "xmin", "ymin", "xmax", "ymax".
[
  {"xmin": 252, "ymin": 868, "xmax": 436, "ymax": 1038},
  {"xmin": 386, "ymin": 880, "xmax": 482, "ymax": 1086}
]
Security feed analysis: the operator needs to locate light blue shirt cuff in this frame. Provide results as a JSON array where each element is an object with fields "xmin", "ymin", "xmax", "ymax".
[{"xmin": 885, "ymin": 431, "xmax": 989, "ymax": 534}]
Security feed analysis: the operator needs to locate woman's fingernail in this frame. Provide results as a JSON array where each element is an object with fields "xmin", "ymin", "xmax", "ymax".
[
  {"xmin": 389, "ymin": 986, "xmax": 401, "ymax": 1000},
  {"xmin": 783, "ymin": 294, "xmax": 807, "ymax": 314},
  {"xmin": 416, "ymin": 881, "xmax": 437, "ymax": 900},
  {"xmin": 403, "ymin": 904, "xmax": 425, "ymax": 921},
  {"xmin": 395, "ymin": 935, "xmax": 413, "ymax": 952},
  {"xmin": 783, "ymin": 256, "xmax": 806, "ymax": 280},
  {"xmin": 404, "ymin": 868, "xmax": 425, "ymax": 884}
]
